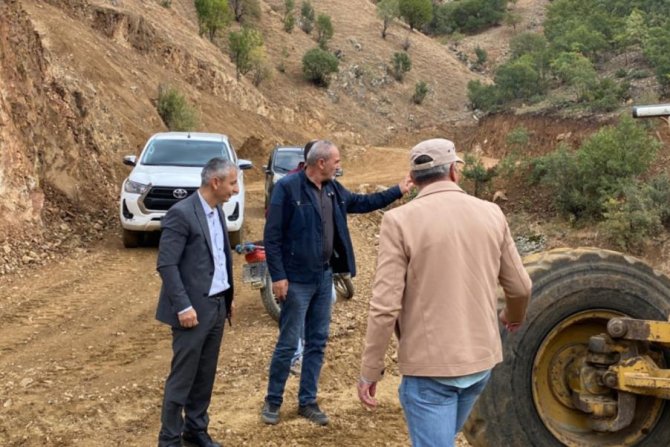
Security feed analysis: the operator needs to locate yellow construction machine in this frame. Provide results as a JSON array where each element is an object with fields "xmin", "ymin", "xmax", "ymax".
[{"xmin": 464, "ymin": 105, "xmax": 670, "ymax": 447}]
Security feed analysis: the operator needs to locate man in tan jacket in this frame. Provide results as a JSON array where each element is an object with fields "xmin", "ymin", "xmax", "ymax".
[{"xmin": 357, "ymin": 138, "xmax": 532, "ymax": 447}]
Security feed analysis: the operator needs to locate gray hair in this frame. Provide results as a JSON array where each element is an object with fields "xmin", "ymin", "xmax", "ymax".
[
  {"xmin": 305, "ymin": 140, "xmax": 335, "ymax": 166},
  {"xmin": 410, "ymin": 155, "xmax": 452, "ymax": 185},
  {"xmin": 201, "ymin": 157, "xmax": 237, "ymax": 186}
]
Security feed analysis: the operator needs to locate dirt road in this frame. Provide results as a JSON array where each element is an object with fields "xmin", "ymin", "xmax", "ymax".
[{"xmin": 0, "ymin": 145, "xmax": 470, "ymax": 446}]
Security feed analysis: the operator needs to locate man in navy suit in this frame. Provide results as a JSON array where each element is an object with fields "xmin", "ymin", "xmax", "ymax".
[{"xmin": 156, "ymin": 157, "xmax": 238, "ymax": 447}]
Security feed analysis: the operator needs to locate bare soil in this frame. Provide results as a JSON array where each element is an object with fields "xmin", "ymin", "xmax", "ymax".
[{"xmin": 0, "ymin": 146, "xmax": 470, "ymax": 446}]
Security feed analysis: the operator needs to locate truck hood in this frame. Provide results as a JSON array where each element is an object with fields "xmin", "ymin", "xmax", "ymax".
[{"xmin": 129, "ymin": 165, "xmax": 202, "ymax": 187}]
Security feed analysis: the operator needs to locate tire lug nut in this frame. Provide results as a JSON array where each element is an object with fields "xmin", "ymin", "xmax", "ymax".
[{"xmin": 608, "ymin": 318, "xmax": 627, "ymax": 338}]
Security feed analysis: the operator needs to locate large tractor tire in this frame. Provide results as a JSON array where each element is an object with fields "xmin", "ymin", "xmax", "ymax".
[{"xmin": 465, "ymin": 248, "xmax": 670, "ymax": 447}]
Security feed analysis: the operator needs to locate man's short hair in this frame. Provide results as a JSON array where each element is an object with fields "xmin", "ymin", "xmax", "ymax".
[
  {"xmin": 410, "ymin": 156, "xmax": 452, "ymax": 184},
  {"xmin": 305, "ymin": 140, "xmax": 335, "ymax": 166},
  {"xmin": 304, "ymin": 140, "xmax": 318, "ymax": 159},
  {"xmin": 201, "ymin": 157, "xmax": 236, "ymax": 186}
]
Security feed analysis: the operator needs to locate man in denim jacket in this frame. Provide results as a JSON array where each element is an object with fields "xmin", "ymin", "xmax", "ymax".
[{"xmin": 261, "ymin": 140, "xmax": 410, "ymax": 425}]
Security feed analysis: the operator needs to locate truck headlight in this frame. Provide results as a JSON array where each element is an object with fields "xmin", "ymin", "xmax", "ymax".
[{"xmin": 124, "ymin": 179, "xmax": 149, "ymax": 194}]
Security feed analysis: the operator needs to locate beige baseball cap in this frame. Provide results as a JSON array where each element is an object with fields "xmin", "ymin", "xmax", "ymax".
[{"xmin": 410, "ymin": 138, "xmax": 464, "ymax": 171}]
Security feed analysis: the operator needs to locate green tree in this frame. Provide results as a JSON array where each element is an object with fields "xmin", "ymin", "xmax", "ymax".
[
  {"xmin": 600, "ymin": 183, "xmax": 662, "ymax": 252},
  {"xmin": 534, "ymin": 116, "xmax": 659, "ymax": 219},
  {"xmin": 315, "ymin": 14, "xmax": 334, "ymax": 49},
  {"xmin": 467, "ymin": 80, "xmax": 501, "ymax": 112},
  {"xmin": 195, "ymin": 0, "xmax": 232, "ymax": 40},
  {"xmin": 391, "ymin": 51, "xmax": 412, "ymax": 81},
  {"xmin": 229, "ymin": 0, "xmax": 261, "ymax": 23},
  {"xmin": 398, "ymin": 0, "xmax": 433, "ymax": 31},
  {"xmin": 427, "ymin": 0, "xmax": 508, "ymax": 35},
  {"xmin": 249, "ymin": 46, "xmax": 272, "ymax": 86},
  {"xmin": 494, "ymin": 55, "xmax": 546, "ymax": 100},
  {"xmin": 228, "ymin": 27, "xmax": 264, "ymax": 80},
  {"xmin": 156, "ymin": 86, "xmax": 198, "ymax": 131},
  {"xmin": 462, "ymin": 154, "xmax": 497, "ymax": 198},
  {"xmin": 302, "ymin": 47, "xmax": 339, "ymax": 87},
  {"xmin": 377, "ymin": 0, "xmax": 399, "ymax": 39},
  {"xmin": 283, "ymin": 0, "xmax": 296, "ymax": 32},
  {"xmin": 300, "ymin": 1, "xmax": 315, "ymax": 33},
  {"xmin": 504, "ymin": 11, "xmax": 522, "ymax": 31},
  {"xmin": 616, "ymin": 9, "xmax": 646, "ymax": 52},
  {"xmin": 643, "ymin": 26, "xmax": 670, "ymax": 90},
  {"xmin": 550, "ymin": 51, "xmax": 598, "ymax": 99},
  {"xmin": 509, "ymin": 32, "xmax": 551, "ymax": 79}
]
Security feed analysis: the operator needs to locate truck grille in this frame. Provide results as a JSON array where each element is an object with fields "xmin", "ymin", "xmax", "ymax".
[{"xmin": 142, "ymin": 186, "xmax": 198, "ymax": 211}]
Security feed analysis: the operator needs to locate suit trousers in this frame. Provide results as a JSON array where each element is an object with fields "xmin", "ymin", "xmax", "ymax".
[{"xmin": 158, "ymin": 297, "xmax": 227, "ymax": 446}]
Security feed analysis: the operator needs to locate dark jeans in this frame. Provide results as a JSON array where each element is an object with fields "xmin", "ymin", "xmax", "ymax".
[
  {"xmin": 265, "ymin": 268, "xmax": 333, "ymax": 407},
  {"xmin": 158, "ymin": 298, "xmax": 226, "ymax": 447}
]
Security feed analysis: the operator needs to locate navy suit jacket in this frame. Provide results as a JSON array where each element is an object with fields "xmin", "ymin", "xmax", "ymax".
[{"xmin": 155, "ymin": 192, "xmax": 234, "ymax": 328}]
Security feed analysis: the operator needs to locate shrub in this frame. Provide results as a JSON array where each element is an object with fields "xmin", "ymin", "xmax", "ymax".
[
  {"xmin": 474, "ymin": 47, "xmax": 488, "ymax": 67},
  {"xmin": 300, "ymin": 1, "xmax": 315, "ymax": 33},
  {"xmin": 391, "ymin": 51, "xmax": 412, "ymax": 81},
  {"xmin": 466, "ymin": 80, "xmax": 501, "ymax": 112},
  {"xmin": 283, "ymin": 0, "xmax": 295, "ymax": 32},
  {"xmin": 302, "ymin": 47, "xmax": 339, "ymax": 87},
  {"xmin": 427, "ymin": 0, "xmax": 508, "ymax": 35},
  {"xmin": 156, "ymin": 86, "xmax": 198, "ymax": 131},
  {"xmin": 277, "ymin": 47, "xmax": 289, "ymax": 73},
  {"xmin": 587, "ymin": 78, "xmax": 628, "ymax": 112},
  {"xmin": 462, "ymin": 154, "xmax": 497, "ymax": 198},
  {"xmin": 398, "ymin": 0, "xmax": 433, "ymax": 31},
  {"xmin": 230, "ymin": 0, "xmax": 261, "ymax": 23},
  {"xmin": 195, "ymin": 0, "xmax": 232, "ymax": 40},
  {"xmin": 412, "ymin": 81, "xmax": 428, "ymax": 104},
  {"xmin": 550, "ymin": 51, "xmax": 597, "ymax": 98},
  {"xmin": 377, "ymin": 0, "xmax": 399, "ymax": 39},
  {"xmin": 600, "ymin": 183, "xmax": 662, "ymax": 252},
  {"xmin": 615, "ymin": 68, "xmax": 628, "ymax": 78},
  {"xmin": 250, "ymin": 47, "xmax": 272, "ymax": 86},
  {"xmin": 228, "ymin": 27, "xmax": 264, "ymax": 80},
  {"xmin": 506, "ymin": 125, "xmax": 530, "ymax": 150},
  {"xmin": 532, "ymin": 116, "xmax": 659, "ymax": 220},
  {"xmin": 648, "ymin": 173, "xmax": 670, "ymax": 227},
  {"xmin": 494, "ymin": 54, "xmax": 546, "ymax": 100},
  {"xmin": 315, "ymin": 14, "xmax": 334, "ymax": 49}
]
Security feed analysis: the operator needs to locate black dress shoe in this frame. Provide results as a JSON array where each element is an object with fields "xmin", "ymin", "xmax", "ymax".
[{"xmin": 181, "ymin": 430, "xmax": 222, "ymax": 447}]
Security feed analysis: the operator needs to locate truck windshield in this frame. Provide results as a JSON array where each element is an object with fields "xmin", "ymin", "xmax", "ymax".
[
  {"xmin": 142, "ymin": 140, "xmax": 230, "ymax": 166},
  {"xmin": 273, "ymin": 150, "xmax": 304, "ymax": 173}
]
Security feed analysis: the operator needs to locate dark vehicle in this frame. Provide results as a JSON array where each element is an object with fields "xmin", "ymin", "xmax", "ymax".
[
  {"xmin": 264, "ymin": 146, "xmax": 304, "ymax": 209},
  {"xmin": 263, "ymin": 145, "xmax": 343, "ymax": 209}
]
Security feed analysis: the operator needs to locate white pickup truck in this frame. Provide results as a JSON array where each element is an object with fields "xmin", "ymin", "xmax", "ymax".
[{"xmin": 119, "ymin": 132, "xmax": 253, "ymax": 248}]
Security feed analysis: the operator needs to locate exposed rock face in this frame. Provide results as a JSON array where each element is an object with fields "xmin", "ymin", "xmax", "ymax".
[{"xmin": 0, "ymin": 0, "xmax": 481, "ymax": 247}]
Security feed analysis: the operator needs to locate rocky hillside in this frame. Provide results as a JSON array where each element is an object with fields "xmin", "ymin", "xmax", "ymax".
[{"xmin": 0, "ymin": 0, "xmax": 491, "ymax": 241}]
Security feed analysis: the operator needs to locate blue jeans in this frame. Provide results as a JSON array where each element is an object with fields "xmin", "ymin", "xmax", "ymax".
[
  {"xmin": 266, "ymin": 269, "xmax": 333, "ymax": 407},
  {"xmin": 291, "ymin": 284, "xmax": 337, "ymax": 367},
  {"xmin": 398, "ymin": 373, "xmax": 491, "ymax": 447}
]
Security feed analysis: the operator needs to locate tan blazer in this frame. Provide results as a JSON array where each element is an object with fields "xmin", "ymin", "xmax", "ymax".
[{"xmin": 360, "ymin": 181, "xmax": 531, "ymax": 381}]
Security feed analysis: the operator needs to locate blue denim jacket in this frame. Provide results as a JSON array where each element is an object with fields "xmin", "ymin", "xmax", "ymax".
[{"xmin": 264, "ymin": 170, "xmax": 402, "ymax": 284}]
